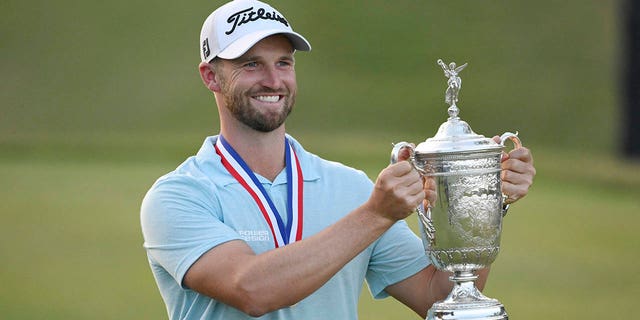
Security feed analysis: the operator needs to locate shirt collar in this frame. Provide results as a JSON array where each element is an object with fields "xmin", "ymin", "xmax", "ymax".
[{"xmin": 196, "ymin": 134, "xmax": 321, "ymax": 187}]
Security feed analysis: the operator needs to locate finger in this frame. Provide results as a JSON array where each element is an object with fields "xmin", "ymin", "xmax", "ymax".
[
  {"xmin": 424, "ymin": 189, "xmax": 437, "ymax": 206},
  {"xmin": 502, "ymin": 158, "xmax": 529, "ymax": 175},
  {"xmin": 493, "ymin": 136, "xmax": 534, "ymax": 164},
  {"xmin": 501, "ymin": 166, "xmax": 535, "ymax": 186},
  {"xmin": 389, "ymin": 182, "xmax": 424, "ymax": 215},
  {"xmin": 388, "ymin": 161, "xmax": 414, "ymax": 177},
  {"xmin": 395, "ymin": 143, "xmax": 416, "ymax": 162},
  {"xmin": 491, "ymin": 136, "xmax": 511, "ymax": 162},
  {"xmin": 507, "ymin": 147, "xmax": 533, "ymax": 164},
  {"xmin": 423, "ymin": 176, "xmax": 437, "ymax": 190},
  {"xmin": 397, "ymin": 148, "xmax": 411, "ymax": 162},
  {"xmin": 501, "ymin": 181, "xmax": 528, "ymax": 203},
  {"xmin": 423, "ymin": 176, "xmax": 437, "ymax": 198},
  {"xmin": 392, "ymin": 174, "xmax": 424, "ymax": 202},
  {"xmin": 418, "ymin": 176, "xmax": 436, "ymax": 206},
  {"xmin": 407, "ymin": 176, "xmax": 426, "ymax": 194},
  {"xmin": 502, "ymin": 158, "xmax": 537, "ymax": 181}
]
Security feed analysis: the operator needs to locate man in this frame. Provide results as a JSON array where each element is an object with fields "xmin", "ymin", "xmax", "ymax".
[{"xmin": 140, "ymin": 1, "xmax": 536, "ymax": 319}]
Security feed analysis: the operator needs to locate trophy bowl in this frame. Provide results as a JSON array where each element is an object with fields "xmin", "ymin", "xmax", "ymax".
[{"xmin": 390, "ymin": 60, "xmax": 522, "ymax": 320}]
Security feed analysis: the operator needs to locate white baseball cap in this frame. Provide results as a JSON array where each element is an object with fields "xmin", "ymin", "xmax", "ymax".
[{"xmin": 200, "ymin": 0, "xmax": 312, "ymax": 62}]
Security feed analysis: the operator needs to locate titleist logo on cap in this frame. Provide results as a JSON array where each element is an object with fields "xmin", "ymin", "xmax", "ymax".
[{"xmin": 225, "ymin": 7, "xmax": 289, "ymax": 35}]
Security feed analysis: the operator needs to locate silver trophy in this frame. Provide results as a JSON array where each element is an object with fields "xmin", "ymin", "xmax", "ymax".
[{"xmin": 391, "ymin": 59, "xmax": 522, "ymax": 320}]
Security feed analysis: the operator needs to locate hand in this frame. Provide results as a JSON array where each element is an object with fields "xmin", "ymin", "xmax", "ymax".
[
  {"xmin": 368, "ymin": 146, "xmax": 425, "ymax": 221},
  {"xmin": 394, "ymin": 144, "xmax": 438, "ymax": 207},
  {"xmin": 492, "ymin": 136, "xmax": 536, "ymax": 204}
]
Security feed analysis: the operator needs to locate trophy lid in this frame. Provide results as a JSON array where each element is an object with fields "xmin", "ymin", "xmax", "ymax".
[
  {"xmin": 415, "ymin": 106, "xmax": 502, "ymax": 155},
  {"xmin": 414, "ymin": 59, "xmax": 502, "ymax": 155}
]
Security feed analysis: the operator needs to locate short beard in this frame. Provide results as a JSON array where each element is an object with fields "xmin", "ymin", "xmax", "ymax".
[{"xmin": 220, "ymin": 75, "xmax": 295, "ymax": 133}]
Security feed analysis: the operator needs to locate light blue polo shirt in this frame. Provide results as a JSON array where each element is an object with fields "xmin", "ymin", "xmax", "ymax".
[{"xmin": 140, "ymin": 135, "xmax": 429, "ymax": 320}]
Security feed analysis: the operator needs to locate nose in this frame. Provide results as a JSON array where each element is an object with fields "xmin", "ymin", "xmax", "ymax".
[{"xmin": 259, "ymin": 65, "xmax": 283, "ymax": 89}]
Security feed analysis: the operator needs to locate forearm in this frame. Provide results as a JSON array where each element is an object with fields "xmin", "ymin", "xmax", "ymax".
[
  {"xmin": 237, "ymin": 205, "xmax": 394, "ymax": 308},
  {"xmin": 187, "ymin": 203, "xmax": 396, "ymax": 316}
]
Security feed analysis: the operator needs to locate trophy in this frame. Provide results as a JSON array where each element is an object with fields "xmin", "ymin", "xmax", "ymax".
[{"xmin": 390, "ymin": 59, "xmax": 522, "ymax": 320}]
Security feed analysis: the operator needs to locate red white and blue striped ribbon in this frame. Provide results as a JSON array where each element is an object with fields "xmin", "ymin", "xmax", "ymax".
[{"xmin": 215, "ymin": 135, "xmax": 304, "ymax": 248}]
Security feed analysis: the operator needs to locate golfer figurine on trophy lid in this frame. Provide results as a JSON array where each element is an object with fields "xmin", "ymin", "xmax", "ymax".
[{"xmin": 390, "ymin": 59, "xmax": 523, "ymax": 320}]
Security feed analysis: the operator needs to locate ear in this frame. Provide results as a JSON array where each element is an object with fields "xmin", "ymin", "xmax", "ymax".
[{"xmin": 198, "ymin": 62, "xmax": 222, "ymax": 92}]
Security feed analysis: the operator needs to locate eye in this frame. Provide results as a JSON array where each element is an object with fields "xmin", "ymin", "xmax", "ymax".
[
  {"xmin": 243, "ymin": 61, "xmax": 258, "ymax": 69},
  {"xmin": 277, "ymin": 60, "xmax": 293, "ymax": 68}
]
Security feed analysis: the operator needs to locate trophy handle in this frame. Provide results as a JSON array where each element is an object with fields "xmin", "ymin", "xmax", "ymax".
[
  {"xmin": 390, "ymin": 142, "xmax": 426, "ymax": 175},
  {"xmin": 390, "ymin": 142, "xmax": 435, "ymax": 245},
  {"xmin": 499, "ymin": 132, "xmax": 522, "ymax": 150},
  {"xmin": 499, "ymin": 132, "xmax": 523, "ymax": 208},
  {"xmin": 418, "ymin": 204, "xmax": 436, "ymax": 246}
]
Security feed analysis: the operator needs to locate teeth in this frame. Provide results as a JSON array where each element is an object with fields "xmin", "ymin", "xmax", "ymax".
[{"xmin": 255, "ymin": 95, "xmax": 279, "ymax": 103}]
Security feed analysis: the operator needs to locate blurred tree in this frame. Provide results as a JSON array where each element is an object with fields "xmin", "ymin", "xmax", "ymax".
[{"xmin": 623, "ymin": 0, "xmax": 640, "ymax": 159}]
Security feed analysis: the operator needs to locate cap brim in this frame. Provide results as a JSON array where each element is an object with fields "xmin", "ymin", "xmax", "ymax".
[{"xmin": 217, "ymin": 29, "xmax": 311, "ymax": 60}]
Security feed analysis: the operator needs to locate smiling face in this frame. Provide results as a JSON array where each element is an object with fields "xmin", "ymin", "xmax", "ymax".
[{"xmin": 212, "ymin": 35, "xmax": 297, "ymax": 133}]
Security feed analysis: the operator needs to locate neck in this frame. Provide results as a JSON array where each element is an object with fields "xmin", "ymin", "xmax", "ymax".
[{"xmin": 220, "ymin": 126, "xmax": 287, "ymax": 181}]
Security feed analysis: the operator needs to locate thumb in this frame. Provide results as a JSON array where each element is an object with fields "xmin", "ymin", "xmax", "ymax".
[
  {"xmin": 492, "ymin": 135, "xmax": 509, "ymax": 162},
  {"xmin": 396, "ymin": 143, "xmax": 416, "ymax": 162}
]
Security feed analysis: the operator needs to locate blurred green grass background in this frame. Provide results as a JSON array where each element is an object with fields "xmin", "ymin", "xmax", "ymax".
[{"xmin": 2, "ymin": 0, "xmax": 639, "ymax": 319}]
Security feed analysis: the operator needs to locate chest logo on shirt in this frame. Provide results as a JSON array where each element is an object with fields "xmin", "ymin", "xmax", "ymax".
[{"xmin": 238, "ymin": 230, "xmax": 271, "ymax": 242}]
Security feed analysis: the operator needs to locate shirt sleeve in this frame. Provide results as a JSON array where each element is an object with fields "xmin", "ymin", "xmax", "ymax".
[
  {"xmin": 365, "ymin": 220, "xmax": 430, "ymax": 299},
  {"xmin": 140, "ymin": 174, "xmax": 242, "ymax": 288}
]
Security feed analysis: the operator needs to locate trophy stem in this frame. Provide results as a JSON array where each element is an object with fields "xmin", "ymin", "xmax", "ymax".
[
  {"xmin": 450, "ymin": 270, "xmax": 478, "ymax": 283},
  {"xmin": 426, "ymin": 271, "xmax": 508, "ymax": 320}
]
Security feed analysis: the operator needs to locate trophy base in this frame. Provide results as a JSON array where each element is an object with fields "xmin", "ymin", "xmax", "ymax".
[
  {"xmin": 426, "ymin": 271, "xmax": 508, "ymax": 320},
  {"xmin": 427, "ymin": 302, "xmax": 507, "ymax": 320}
]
